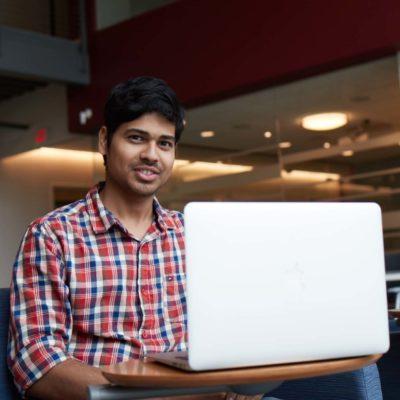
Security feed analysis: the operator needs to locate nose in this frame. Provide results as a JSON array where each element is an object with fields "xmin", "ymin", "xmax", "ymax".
[{"xmin": 140, "ymin": 140, "xmax": 158, "ymax": 163}]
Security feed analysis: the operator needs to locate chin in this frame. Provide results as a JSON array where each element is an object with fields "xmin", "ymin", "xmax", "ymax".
[{"xmin": 130, "ymin": 183, "xmax": 159, "ymax": 197}]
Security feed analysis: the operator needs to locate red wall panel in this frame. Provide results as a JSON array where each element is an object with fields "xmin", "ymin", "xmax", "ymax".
[{"xmin": 68, "ymin": 0, "xmax": 400, "ymax": 133}]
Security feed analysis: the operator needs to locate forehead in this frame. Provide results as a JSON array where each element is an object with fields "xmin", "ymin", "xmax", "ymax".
[{"xmin": 119, "ymin": 112, "xmax": 175, "ymax": 138}]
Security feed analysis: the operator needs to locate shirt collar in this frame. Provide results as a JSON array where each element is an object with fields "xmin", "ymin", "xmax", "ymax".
[
  {"xmin": 86, "ymin": 182, "xmax": 178, "ymax": 234},
  {"xmin": 153, "ymin": 197, "xmax": 177, "ymax": 231},
  {"xmin": 86, "ymin": 183, "xmax": 117, "ymax": 234}
]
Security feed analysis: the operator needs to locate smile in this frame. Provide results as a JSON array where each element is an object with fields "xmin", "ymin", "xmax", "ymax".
[
  {"xmin": 134, "ymin": 167, "xmax": 160, "ymax": 182},
  {"xmin": 138, "ymin": 169, "xmax": 156, "ymax": 175}
]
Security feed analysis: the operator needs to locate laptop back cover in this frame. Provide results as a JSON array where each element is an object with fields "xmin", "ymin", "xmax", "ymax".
[{"xmin": 184, "ymin": 202, "xmax": 389, "ymax": 371}]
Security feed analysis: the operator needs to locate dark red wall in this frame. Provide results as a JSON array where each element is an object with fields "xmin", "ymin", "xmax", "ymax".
[{"xmin": 68, "ymin": 0, "xmax": 400, "ymax": 134}]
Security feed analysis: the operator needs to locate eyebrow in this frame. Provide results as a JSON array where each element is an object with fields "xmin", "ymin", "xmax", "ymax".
[{"xmin": 125, "ymin": 128, "xmax": 175, "ymax": 141}]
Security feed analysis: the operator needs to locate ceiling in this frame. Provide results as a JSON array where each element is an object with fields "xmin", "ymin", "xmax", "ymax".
[{"xmin": 181, "ymin": 55, "xmax": 400, "ymax": 161}]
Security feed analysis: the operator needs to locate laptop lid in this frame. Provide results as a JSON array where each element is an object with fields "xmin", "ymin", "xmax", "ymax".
[{"xmin": 184, "ymin": 202, "xmax": 389, "ymax": 371}]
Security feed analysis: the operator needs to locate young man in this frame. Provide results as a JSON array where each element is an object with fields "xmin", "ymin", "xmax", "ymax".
[{"xmin": 8, "ymin": 77, "xmax": 270, "ymax": 400}]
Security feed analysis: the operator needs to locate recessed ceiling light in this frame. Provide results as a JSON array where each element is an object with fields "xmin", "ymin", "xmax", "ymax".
[
  {"xmin": 282, "ymin": 169, "xmax": 340, "ymax": 181},
  {"xmin": 302, "ymin": 112, "xmax": 348, "ymax": 131},
  {"xmin": 3, "ymin": 147, "xmax": 104, "ymax": 163},
  {"xmin": 323, "ymin": 142, "xmax": 331, "ymax": 149},
  {"xmin": 279, "ymin": 141, "xmax": 292, "ymax": 149},
  {"xmin": 342, "ymin": 150, "xmax": 354, "ymax": 157},
  {"xmin": 181, "ymin": 162, "xmax": 253, "ymax": 182},
  {"xmin": 200, "ymin": 131, "xmax": 215, "ymax": 138},
  {"xmin": 264, "ymin": 131, "xmax": 272, "ymax": 138}
]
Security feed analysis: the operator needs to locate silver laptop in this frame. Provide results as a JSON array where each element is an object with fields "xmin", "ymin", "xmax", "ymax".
[{"xmin": 148, "ymin": 202, "xmax": 390, "ymax": 371}]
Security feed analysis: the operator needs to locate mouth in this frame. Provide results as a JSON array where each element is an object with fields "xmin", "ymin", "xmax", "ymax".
[{"xmin": 133, "ymin": 166, "xmax": 161, "ymax": 182}]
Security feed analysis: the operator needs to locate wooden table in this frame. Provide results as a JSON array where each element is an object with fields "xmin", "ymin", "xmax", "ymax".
[{"xmin": 88, "ymin": 354, "xmax": 381, "ymax": 400}]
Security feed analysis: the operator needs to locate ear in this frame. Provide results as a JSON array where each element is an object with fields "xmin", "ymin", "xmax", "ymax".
[{"xmin": 98, "ymin": 126, "xmax": 108, "ymax": 156}]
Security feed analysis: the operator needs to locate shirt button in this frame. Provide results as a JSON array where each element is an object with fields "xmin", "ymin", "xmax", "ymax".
[
  {"xmin": 167, "ymin": 275, "xmax": 173, "ymax": 281},
  {"xmin": 142, "ymin": 331, "xmax": 148, "ymax": 339}
]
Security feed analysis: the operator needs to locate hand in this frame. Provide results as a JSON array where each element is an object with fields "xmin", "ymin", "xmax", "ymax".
[{"xmin": 225, "ymin": 393, "xmax": 265, "ymax": 400}]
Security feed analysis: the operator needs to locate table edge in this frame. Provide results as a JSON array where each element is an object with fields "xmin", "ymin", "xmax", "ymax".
[{"xmin": 102, "ymin": 354, "xmax": 382, "ymax": 388}]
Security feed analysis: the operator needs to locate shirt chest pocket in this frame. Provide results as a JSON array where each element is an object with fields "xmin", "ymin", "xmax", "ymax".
[{"xmin": 163, "ymin": 272, "xmax": 186, "ymax": 323}]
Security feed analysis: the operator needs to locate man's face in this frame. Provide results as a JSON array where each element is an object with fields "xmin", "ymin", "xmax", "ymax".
[{"xmin": 99, "ymin": 112, "xmax": 176, "ymax": 198}]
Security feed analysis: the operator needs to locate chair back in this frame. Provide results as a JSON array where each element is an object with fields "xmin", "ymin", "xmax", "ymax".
[
  {"xmin": 269, "ymin": 363, "xmax": 383, "ymax": 400},
  {"xmin": 0, "ymin": 288, "xmax": 20, "ymax": 400}
]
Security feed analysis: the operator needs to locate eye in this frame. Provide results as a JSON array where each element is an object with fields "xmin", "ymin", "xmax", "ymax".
[
  {"xmin": 159, "ymin": 140, "xmax": 174, "ymax": 149},
  {"xmin": 128, "ymin": 134, "xmax": 144, "ymax": 142}
]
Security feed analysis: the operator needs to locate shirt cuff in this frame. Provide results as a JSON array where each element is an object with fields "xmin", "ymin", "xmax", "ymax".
[{"xmin": 9, "ymin": 337, "xmax": 70, "ymax": 397}]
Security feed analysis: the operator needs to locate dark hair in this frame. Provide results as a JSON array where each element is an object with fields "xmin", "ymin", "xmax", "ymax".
[{"xmin": 104, "ymin": 76, "xmax": 185, "ymax": 146}]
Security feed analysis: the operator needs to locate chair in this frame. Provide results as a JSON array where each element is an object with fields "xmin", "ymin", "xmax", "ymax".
[
  {"xmin": 377, "ymin": 319, "xmax": 400, "ymax": 400},
  {"xmin": 0, "ymin": 288, "xmax": 21, "ymax": 400},
  {"xmin": 268, "ymin": 363, "xmax": 383, "ymax": 400}
]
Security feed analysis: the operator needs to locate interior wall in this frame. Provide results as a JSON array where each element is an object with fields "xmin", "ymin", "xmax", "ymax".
[
  {"xmin": 0, "ymin": 84, "xmax": 73, "ymax": 158},
  {"xmin": 0, "ymin": 150, "xmax": 104, "ymax": 288}
]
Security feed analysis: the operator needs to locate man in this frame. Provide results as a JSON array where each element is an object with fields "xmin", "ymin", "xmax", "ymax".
[{"xmin": 8, "ymin": 77, "xmax": 272, "ymax": 400}]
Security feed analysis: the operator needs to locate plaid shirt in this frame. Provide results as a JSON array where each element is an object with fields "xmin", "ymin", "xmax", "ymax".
[{"xmin": 8, "ymin": 183, "xmax": 187, "ymax": 395}]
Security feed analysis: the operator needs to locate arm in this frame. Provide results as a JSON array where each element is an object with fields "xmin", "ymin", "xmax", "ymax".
[
  {"xmin": 7, "ymin": 222, "xmax": 77, "ymax": 398},
  {"xmin": 26, "ymin": 358, "xmax": 108, "ymax": 400}
]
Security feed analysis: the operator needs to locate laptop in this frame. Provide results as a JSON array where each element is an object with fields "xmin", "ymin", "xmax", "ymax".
[{"xmin": 148, "ymin": 202, "xmax": 390, "ymax": 371}]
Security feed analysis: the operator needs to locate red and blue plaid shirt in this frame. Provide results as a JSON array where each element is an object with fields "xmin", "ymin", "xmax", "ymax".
[{"xmin": 8, "ymin": 183, "xmax": 187, "ymax": 395}]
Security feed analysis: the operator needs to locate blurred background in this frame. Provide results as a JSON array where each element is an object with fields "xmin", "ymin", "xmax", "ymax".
[{"xmin": 1, "ymin": 0, "xmax": 400, "ymax": 292}]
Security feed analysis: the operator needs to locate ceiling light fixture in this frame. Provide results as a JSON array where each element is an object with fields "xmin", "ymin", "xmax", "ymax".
[
  {"xmin": 282, "ymin": 169, "xmax": 340, "ymax": 181},
  {"xmin": 279, "ymin": 141, "xmax": 292, "ymax": 149},
  {"xmin": 342, "ymin": 150, "xmax": 354, "ymax": 157},
  {"xmin": 264, "ymin": 131, "xmax": 272, "ymax": 138},
  {"xmin": 302, "ymin": 112, "xmax": 348, "ymax": 131},
  {"xmin": 323, "ymin": 142, "xmax": 331, "ymax": 149},
  {"xmin": 3, "ymin": 147, "xmax": 103, "ymax": 163},
  {"xmin": 181, "ymin": 162, "xmax": 253, "ymax": 182},
  {"xmin": 200, "ymin": 130, "xmax": 215, "ymax": 138}
]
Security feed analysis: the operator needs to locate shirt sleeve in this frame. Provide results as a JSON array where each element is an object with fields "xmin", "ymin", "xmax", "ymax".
[{"xmin": 7, "ymin": 221, "xmax": 72, "ymax": 397}]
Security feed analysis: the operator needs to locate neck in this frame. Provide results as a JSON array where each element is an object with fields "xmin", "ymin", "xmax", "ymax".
[{"xmin": 99, "ymin": 180, "xmax": 154, "ymax": 226}]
